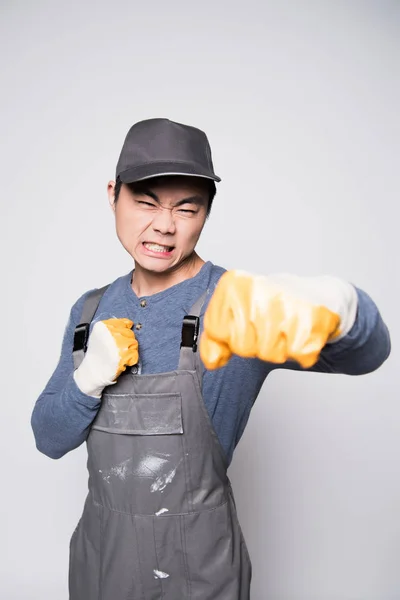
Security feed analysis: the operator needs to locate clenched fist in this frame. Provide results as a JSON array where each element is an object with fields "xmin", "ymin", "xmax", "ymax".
[
  {"xmin": 74, "ymin": 318, "xmax": 139, "ymax": 398},
  {"xmin": 200, "ymin": 271, "xmax": 358, "ymax": 370}
]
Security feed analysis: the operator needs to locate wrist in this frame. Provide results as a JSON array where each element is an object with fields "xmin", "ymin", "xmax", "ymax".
[
  {"xmin": 73, "ymin": 355, "xmax": 116, "ymax": 398},
  {"xmin": 266, "ymin": 273, "xmax": 358, "ymax": 343},
  {"xmin": 321, "ymin": 276, "xmax": 358, "ymax": 343}
]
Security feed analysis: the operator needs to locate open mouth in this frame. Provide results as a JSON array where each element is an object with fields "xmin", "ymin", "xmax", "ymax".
[{"xmin": 143, "ymin": 242, "xmax": 174, "ymax": 254}]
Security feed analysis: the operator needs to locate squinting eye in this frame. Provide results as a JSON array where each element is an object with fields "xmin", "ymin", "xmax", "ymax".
[
  {"xmin": 138, "ymin": 201, "xmax": 156, "ymax": 208},
  {"xmin": 179, "ymin": 209, "xmax": 196, "ymax": 214}
]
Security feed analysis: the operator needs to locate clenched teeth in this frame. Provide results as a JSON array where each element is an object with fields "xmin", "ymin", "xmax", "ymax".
[{"xmin": 144, "ymin": 242, "xmax": 173, "ymax": 253}]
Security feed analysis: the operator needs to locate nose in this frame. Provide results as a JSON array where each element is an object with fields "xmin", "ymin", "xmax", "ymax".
[{"xmin": 152, "ymin": 207, "xmax": 176, "ymax": 235}]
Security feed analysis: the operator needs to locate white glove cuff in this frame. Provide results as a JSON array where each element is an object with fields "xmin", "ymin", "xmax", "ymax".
[
  {"xmin": 267, "ymin": 273, "xmax": 359, "ymax": 344},
  {"xmin": 73, "ymin": 321, "xmax": 121, "ymax": 398}
]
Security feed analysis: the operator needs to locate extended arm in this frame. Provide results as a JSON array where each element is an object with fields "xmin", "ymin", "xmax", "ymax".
[{"xmin": 200, "ymin": 271, "xmax": 390, "ymax": 375}]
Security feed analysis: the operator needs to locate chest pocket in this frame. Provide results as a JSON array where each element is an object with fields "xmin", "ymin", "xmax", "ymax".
[{"xmin": 91, "ymin": 393, "xmax": 183, "ymax": 435}]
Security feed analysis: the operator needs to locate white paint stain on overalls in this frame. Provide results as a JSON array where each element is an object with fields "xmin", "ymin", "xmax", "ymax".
[
  {"xmin": 153, "ymin": 569, "xmax": 170, "ymax": 579},
  {"xmin": 99, "ymin": 452, "xmax": 174, "ymax": 484},
  {"xmin": 99, "ymin": 457, "xmax": 132, "ymax": 483},
  {"xmin": 137, "ymin": 454, "xmax": 169, "ymax": 476},
  {"xmin": 150, "ymin": 459, "xmax": 182, "ymax": 493}
]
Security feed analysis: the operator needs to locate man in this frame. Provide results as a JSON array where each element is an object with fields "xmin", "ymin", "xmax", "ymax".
[{"xmin": 31, "ymin": 118, "xmax": 391, "ymax": 600}]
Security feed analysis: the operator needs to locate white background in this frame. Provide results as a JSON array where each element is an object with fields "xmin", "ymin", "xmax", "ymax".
[{"xmin": 1, "ymin": 1, "xmax": 399, "ymax": 598}]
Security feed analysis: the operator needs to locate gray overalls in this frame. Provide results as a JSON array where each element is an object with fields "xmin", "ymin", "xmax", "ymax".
[{"xmin": 69, "ymin": 286, "xmax": 252, "ymax": 599}]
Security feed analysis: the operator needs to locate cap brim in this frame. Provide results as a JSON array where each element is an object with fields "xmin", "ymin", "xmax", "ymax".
[{"xmin": 118, "ymin": 161, "xmax": 221, "ymax": 184}]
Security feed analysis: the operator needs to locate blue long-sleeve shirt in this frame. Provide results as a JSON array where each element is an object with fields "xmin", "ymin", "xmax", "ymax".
[{"xmin": 31, "ymin": 262, "xmax": 391, "ymax": 464}]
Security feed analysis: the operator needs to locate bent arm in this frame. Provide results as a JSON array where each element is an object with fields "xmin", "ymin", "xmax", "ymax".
[{"xmin": 30, "ymin": 291, "xmax": 101, "ymax": 459}]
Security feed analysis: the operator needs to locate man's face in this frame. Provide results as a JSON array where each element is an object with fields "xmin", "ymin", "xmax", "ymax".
[{"xmin": 108, "ymin": 176, "xmax": 209, "ymax": 273}]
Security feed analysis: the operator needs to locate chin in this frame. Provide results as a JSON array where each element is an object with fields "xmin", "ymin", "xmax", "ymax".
[{"xmin": 134, "ymin": 255, "xmax": 176, "ymax": 273}]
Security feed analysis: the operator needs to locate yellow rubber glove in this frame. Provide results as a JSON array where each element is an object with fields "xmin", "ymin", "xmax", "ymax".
[
  {"xmin": 102, "ymin": 319, "xmax": 139, "ymax": 378},
  {"xmin": 74, "ymin": 318, "xmax": 139, "ymax": 398},
  {"xmin": 200, "ymin": 271, "xmax": 357, "ymax": 370}
]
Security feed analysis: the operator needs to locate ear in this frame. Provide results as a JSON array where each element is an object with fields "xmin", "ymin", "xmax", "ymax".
[{"xmin": 107, "ymin": 180, "xmax": 116, "ymax": 212}]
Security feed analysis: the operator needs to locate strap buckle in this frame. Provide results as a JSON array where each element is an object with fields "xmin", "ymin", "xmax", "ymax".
[
  {"xmin": 180, "ymin": 316, "xmax": 200, "ymax": 352},
  {"xmin": 73, "ymin": 323, "xmax": 90, "ymax": 353}
]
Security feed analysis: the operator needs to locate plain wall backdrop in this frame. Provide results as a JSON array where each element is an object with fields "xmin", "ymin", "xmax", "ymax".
[{"xmin": 1, "ymin": 1, "xmax": 399, "ymax": 599}]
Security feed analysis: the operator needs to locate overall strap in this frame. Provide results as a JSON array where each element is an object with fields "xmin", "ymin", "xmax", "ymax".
[
  {"xmin": 72, "ymin": 285, "xmax": 110, "ymax": 369},
  {"xmin": 178, "ymin": 290, "xmax": 209, "ymax": 374}
]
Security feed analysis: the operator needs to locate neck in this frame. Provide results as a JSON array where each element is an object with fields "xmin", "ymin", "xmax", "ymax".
[{"xmin": 131, "ymin": 253, "xmax": 206, "ymax": 297}]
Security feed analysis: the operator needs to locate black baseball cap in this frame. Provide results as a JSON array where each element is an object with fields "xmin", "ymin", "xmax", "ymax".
[{"xmin": 116, "ymin": 118, "xmax": 221, "ymax": 184}]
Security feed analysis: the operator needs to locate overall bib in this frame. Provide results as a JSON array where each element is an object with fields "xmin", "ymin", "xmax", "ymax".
[{"xmin": 69, "ymin": 287, "xmax": 252, "ymax": 599}]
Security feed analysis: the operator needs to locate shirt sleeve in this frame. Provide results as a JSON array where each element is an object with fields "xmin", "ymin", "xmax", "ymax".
[{"xmin": 30, "ymin": 289, "xmax": 102, "ymax": 459}]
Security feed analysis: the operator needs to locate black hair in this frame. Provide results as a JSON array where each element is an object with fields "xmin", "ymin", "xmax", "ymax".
[{"xmin": 113, "ymin": 176, "xmax": 216, "ymax": 217}]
